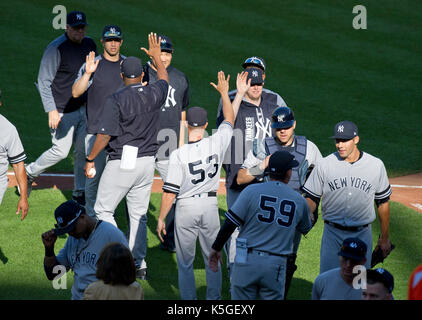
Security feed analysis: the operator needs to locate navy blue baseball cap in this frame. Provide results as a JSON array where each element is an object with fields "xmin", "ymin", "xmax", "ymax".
[
  {"xmin": 268, "ymin": 151, "xmax": 299, "ymax": 176},
  {"xmin": 159, "ymin": 34, "xmax": 174, "ymax": 53},
  {"xmin": 367, "ymin": 268, "xmax": 394, "ymax": 293},
  {"xmin": 187, "ymin": 106, "xmax": 207, "ymax": 127},
  {"xmin": 242, "ymin": 56, "xmax": 266, "ymax": 72},
  {"xmin": 53, "ymin": 200, "xmax": 85, "ymax": 235},
  {"xmin": 272, "ymin": 106, "xmax": 295, "ymax": 129},
  {"xmin": 338, "ymin": 237, "xmax": 367, "ymax": 261},
  {"xmin": 121, "ymin": 56, "xmax": 143, "ymax": 79},
  {"xmin": 331, "ymin": 120, "xmax": 358, "ymax": 140},
  {"xmin": 246, "ymin": 67, "xmax": 264, "ymax": 86},
  {"xmin": 67, "ymin": 11, "xmax": 87, "ymax": 27},
  {"xmin": 102, "ymin": 25, "xmax": 122, "ymax": 40}
]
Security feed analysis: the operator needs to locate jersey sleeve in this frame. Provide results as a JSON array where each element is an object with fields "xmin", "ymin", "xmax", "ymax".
[
  {"xmin": 311, "ymin": 276, "xmax": 322, "ymax": 300},
  {"xmin": 182, "ymin": 76, "xmax": 190, "ymax": 110},
  {"xmin": 56, "ymin": 240, "xmax": 71, "ymax": 270},
  {"xmin": 6, "ymin": 126, "xmax": 26, "ymax": 164},
  {"xmin": 96, "ymin": 95, "xmax": 121, "ymax": 136},
  {"xmin": 306, "ymin": 140, "xmax": 323, "ymax": 166},
  {"xmin": 302, "ymin": 158, "xmax": 325, "ymax": 199},
  {"xmin": 209, "ymin": 121, "xmax": 233, "ymax": 154},
  {"xmin": 37, "ymin": 42, "xmax": 61, "ymax": 113},
  {"xmin": 296, "ymin": 198, "xmax": 312, "ymax": 235},
  {"xmin": 150, "ymin": 79, "xmax": 169, "ymax": 110},
  {"xmin": 241, "ymin": 146, "xmax": 263, "ymax": 169},
  {"xmin": 162, "ymin": 150, "xmax": 183, "ymax": 194},
  {"xmin": 374, "ymin": 161, "xmax": 392, "ymax": 201}
]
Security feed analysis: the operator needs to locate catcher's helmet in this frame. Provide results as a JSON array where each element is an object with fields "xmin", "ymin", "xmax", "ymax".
[{"xmin": 271, "ymin": 106, "xmax": 295, "ymax": 129}]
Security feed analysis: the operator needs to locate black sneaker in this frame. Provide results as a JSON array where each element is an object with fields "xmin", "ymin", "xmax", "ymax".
[
  {"xmin": 136, "ymin": 268, "xmax": 148, "ymax": 280},
  {"xmin": 72, "ymin": 193, "xmax": 85, "ymax": 206}
]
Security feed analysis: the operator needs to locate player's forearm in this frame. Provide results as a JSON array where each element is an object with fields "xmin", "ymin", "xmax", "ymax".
[
  {"xmin": 12, "ymin": 162, "xmax": 27, "ymax": 201},
  {"xmin": 305, "ymin": 197, "xmax": 317, "ymax": 214},
  {"xmin": 221, "ymin": 91, "xmax": 234, "ymax": 126},
  {"xmin": 72, "ymin": 72, "xmax": 91, "ymax": 98},
  {"xmin": 377, "ymin": 201, "xmax": 390, "ymax": 240},
  {"xmin": 44, "ymin": 252, "xmax": 59, "ymax": 280},
  {"xmin": 231, "ymin": 91, "xmax": 243, "ymax": 120},
  {"xmin": 158, "ymin": 191, "xmax": 176, "ymax": 222},
  {"xmin": 236, "ymin": 168, "xmax": 257, "ymax": 185},
  {"xmin": 87, "ymin": 134, "xmax": 110, "ymax": 161}
]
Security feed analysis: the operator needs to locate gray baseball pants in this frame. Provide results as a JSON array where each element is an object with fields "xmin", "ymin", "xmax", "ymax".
[
  {"xmin": 225, "ymin": 187, "xmax": 241, "ymax": 273},
  {"xmin": 175, "ymin": 196, "xmax": 222, "ymax": 300},
  {"xmin": 26, "ymin": 107, "xmax": 86, "ymax": 198},
  {"xmin": 84, "ymin": 133, "xmax": 107, "ymax": 217},
  {"xmin": 231, "ymin": 250, "xmax": 286, "ymax": 300},
  {"xmin": 320, "ymin": 222, "xmax": 372, "ymax": 274},
  {"xmin": 94, "ymin": 156, "xmax": 155, "ymax": 270}
]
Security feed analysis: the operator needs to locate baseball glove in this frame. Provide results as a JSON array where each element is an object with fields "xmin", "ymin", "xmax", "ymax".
[{"xmin": 371, "ymin": 242, "xmax": 395, "ymax": 268}]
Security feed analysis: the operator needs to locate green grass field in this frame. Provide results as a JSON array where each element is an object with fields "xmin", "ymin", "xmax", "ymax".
[{"xmin": 0, "ymin": 0, "xmax": 421, "ymax": 300}]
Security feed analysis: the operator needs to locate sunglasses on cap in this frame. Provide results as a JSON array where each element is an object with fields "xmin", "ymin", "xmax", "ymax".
[{"xmin": 245, "ymin": 57, "xmax": 265, "ymax": 69}]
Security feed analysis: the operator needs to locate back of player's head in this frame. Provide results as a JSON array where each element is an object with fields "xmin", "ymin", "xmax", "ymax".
[
  {"xmin": 120, "ymin": 56, "xmax": 143, "ymax": 79},
  {"xmin": 268, "ymin": 151, "xmax": 299, "ymax": 180},
  {"xmin": 187, "ymin": 106, "xmax": 207, "ymax": 128}
]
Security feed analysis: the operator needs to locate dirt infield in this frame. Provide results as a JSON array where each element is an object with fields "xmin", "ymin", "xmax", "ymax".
[{"xmin": 7, "ymin": 172, "xmax": 422, "ymax": 214}]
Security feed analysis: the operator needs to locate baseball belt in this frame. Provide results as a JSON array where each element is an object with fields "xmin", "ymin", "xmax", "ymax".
[
  {"xmin": 192, "ymin": 191, "xmax": 217, "ymax": 198},
  {"xmin": 247, "ymin": 248, "xmax": 289, "ymax": 258},
  {"xmin": 324, "ymin": 220, "xmax": 369, "ymax": 232}
]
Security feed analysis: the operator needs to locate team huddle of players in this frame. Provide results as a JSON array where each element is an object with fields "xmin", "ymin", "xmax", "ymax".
[{"xmin": 4, "ymin": 10, "xmax": 421, "ymax": 301}]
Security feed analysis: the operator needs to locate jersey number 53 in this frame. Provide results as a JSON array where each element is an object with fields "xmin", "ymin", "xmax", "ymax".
[
  {"xmin": 188, "ymin": 154, "xmax": 219, "ymax": 185},
  {"xmin": 257, "ymin": 195, "xmax": 296, "ymax": 228}
]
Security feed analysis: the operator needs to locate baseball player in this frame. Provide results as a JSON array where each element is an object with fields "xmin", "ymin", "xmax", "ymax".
[
  {"xmin": 208, "ymin": 151, "xmax": 313, "ymax": 300},
  {"xmin": 141, "ymin": 34, "xmax": 190, "ymax": 253},
  {"xmin": 84, "ymin": 33, "xmax": 169, "ymax": 280},
  {"xmin": 41, "ymin": 200, "xmax": 128, "ymax": 300},
  {"xmin": 303, "ymin": 120, "xmax": 393, "ymax": 273},
  {"xmin": 312, "ymin": 237, "xmax": 367, "ymax": 300},
  {"xmin": 0, "ymin": 89, "xmax": 28, "ymax": 219},
  {"xmin": 362, "ymin": 268, "xmax": 394, "ymax": 300},
  {"xmin": 236, "ymin": 105, "xmax": 322, "ymax": 297},
  {"xmin": 156, "ymin": 71, "xmax": 240, "ymax": 300},
  {"xmin": 25, "ymin": 11, "xmax": 96, "ymax": 204},
  {"xmin": 216, "ymin": 58, "xmax": 287, "ymax": 274},
  {"xmin": 72, "ymin": 25, "xmax": 125, "ymax": 216}
]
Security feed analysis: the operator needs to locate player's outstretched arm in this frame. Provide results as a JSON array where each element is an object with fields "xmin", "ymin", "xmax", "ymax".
[
  {"xmin": 231, "ymin": 71, "xmax": 250, "ymax": 120},
  {"xmin": 141, "ymin": 33, "xmax": 169, "ymax": 83},
  {"xmin": 12, "ymin": 161, "xmax": 28, "ymax": 220}
]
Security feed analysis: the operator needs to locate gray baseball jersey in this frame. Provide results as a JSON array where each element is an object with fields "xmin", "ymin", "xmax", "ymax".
[
  {"xmin": 162, "ymin": 121, "xmax": 233, "ymax": 300},
  {"xmin": 56, "ymin": 220, "xmax": 128, "ymax": 300},
  {"xmin": 227, "ymin": 180, "xmax": 312, "ymax": 256},
  {"xmin": 303, "ymin": 151, "xmax": 392, "ymax": 226},
  {"xmin": 312, "ymin": 267, "xmax": 362, "ymax": 300},
  {"xmin": 0, "ymin": 115, "xmax": 27, "ymax": 203},
  {"xmin": 225, "ymin": 180, "xmax": 312, "ymax": 299},
  {"xmin": 302, "ymin": 151, "xmax": 392, "ymax": 273},
  {"xmin": 164, "ymin": 121, "xmax": 233, "ymax": 198}
]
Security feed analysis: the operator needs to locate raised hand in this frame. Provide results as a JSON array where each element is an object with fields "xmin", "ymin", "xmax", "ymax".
[
  {"xmin": 140, "ymin": 32, "xmax": 162, "ymax": 60},
  {"xmin": 85, "ymin": 51, "xmax": 99, "ymax": 75},
  {"xmin": 236, "ymin": 71, "xmax": 251, "ymax": 96},
  {"xmin": 210, "ymin": 71, "xmax": 230, "ymax": 95}
]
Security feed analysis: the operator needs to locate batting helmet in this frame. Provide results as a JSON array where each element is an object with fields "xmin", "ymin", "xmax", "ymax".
[{"xmin": 271, "ymin": 106, "xmax": 295, "ymax": 129}]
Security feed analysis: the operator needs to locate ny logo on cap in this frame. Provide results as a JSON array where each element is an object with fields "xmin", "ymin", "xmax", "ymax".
[
  {"xmin": 350, "ymin": 242, "xmax": 357, "ymax": 248},
  {"xmin": 76, "ymin": 14, "xmax": 82, "ymax": 20},
  {"xmin": 161, "ymin": 39, "xmax": 166, "ymax": 44},
  {"xmin": 57, "ymin": 216, "xmax": 63, "ymax": 224},
  {"xmin": 278, "ymin": 114, "xmax": 285, "ymax": 122},
  {"xmin": 110, "ymin": 27, "xmax": 116, "ymax": 34},
  {"xmin": 338, "ymin": 125, "xmax": 344, "ymax": 133}
]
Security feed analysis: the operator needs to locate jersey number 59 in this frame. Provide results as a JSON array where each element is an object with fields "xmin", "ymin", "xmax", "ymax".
[{"xmin": 257, "ymin": 195, "xmax": 296, "ymax": 227}]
